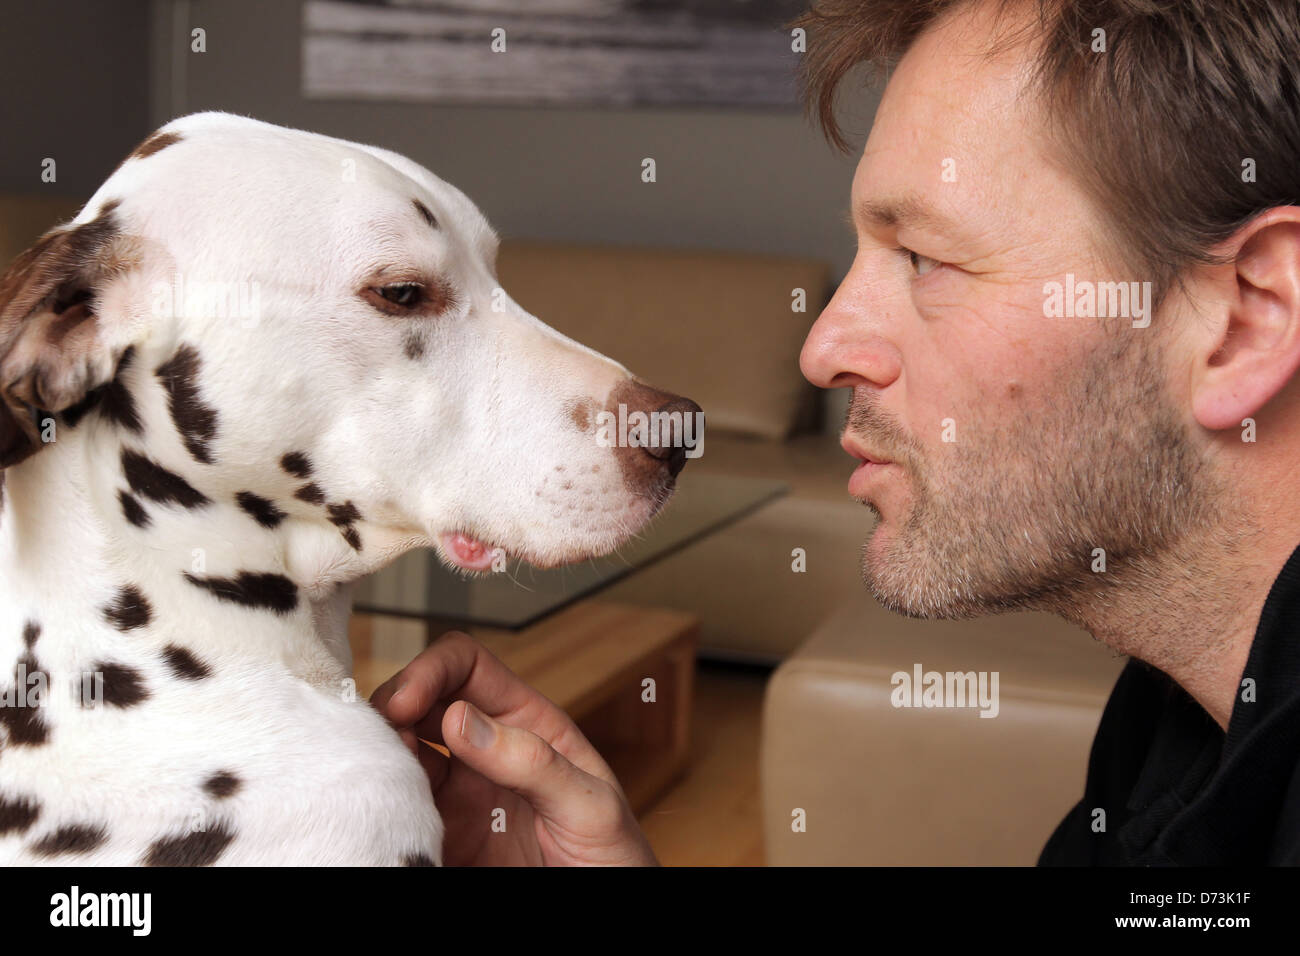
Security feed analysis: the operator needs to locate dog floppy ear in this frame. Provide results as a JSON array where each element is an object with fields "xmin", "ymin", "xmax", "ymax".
[{"xmin": 0, "ymin": 200, "xmax": 129, "ymax": 467}]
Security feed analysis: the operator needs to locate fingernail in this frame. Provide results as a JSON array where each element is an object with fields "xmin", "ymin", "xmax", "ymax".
[
  {"xmin": 461, "ymin": 703, "xmax": 495, "ymax": 749},
  {"xmin": 390, "ymin": 680, "xmax": 408, "ymax": 707}
]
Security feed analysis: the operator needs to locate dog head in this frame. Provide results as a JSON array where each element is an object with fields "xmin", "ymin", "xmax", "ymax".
[{"xmin": 0, "ymin": 113, "xmax": 702, "ymax": 574}]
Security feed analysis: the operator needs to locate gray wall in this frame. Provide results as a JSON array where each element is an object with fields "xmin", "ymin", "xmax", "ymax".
[
  {"xmin": 0, "ymin": 0, "xmax": 152, "ymax": 196},
  {"xmin": 156, "ymin": 0, "xmax": 878, "ymax": 277},
  {"xmin": 0, "ymin": 0, "xmax": 879, "ymax": 270}
]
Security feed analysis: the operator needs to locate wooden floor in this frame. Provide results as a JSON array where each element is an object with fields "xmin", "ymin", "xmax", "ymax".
[{"xmin": 636, "ymin": 661, "xmax": 771, "ymax": 867}]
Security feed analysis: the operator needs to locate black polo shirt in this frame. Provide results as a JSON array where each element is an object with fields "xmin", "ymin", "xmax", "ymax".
[{"xmin": 1039, "ymin": 541, "xmax": 1300, "ymax": 865}]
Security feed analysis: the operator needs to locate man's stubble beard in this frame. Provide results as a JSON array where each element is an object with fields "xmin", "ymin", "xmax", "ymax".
[{"xmin": 851, "ymin": 327, "xmax": 1251, "ymax": 661}]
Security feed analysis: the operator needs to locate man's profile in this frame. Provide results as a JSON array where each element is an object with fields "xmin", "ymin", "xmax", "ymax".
[{"xmin": 796, "ymin": 0, "xmax": 1300, "ymax": 864}]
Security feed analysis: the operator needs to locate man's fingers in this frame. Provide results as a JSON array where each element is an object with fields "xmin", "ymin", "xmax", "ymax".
[
  {"xmin": 442, "ymin": 700, "xmax": 619, "ymax": 823},
  {"xmin": 370, "ymin": 631, "xmax": 622, "ymax": 787},
  {"xmin": 371, "ymin": 630, "xmax": 480, "ymax": 729},
  {"xmin": 372, "ymin": 630, "xmax": 544, "ymax": 742}
]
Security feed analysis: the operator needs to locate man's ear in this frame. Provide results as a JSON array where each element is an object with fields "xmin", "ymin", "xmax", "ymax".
[
  {"xmin": 0, "ymin": 200, "xmax": 131, "ymax": 467},
  {"xmin": 1192, "ymin": 207, "xmax": 1300, "ymax": 431}
]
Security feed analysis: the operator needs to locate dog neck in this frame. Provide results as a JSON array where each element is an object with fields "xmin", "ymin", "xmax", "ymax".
[{"xmin": 0, "ymin": 422, "xmax": 361, "ymax": 691}]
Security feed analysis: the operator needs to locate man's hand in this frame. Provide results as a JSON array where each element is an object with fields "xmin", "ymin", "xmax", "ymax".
[{"xmin": 371, "ymin": 630, "xmax": 659, "ymax": 866}]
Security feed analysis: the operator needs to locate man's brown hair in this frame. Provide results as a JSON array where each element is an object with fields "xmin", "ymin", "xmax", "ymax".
[{"xmin": 794, "ymin": 0, "xmax": 1300, "ymax": 302}]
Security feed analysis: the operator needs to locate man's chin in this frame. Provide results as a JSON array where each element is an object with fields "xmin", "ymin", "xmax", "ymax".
[
  {"xmin": 860, "ymin": 519, "xmax": 988, "ymax": 620},
  {"xmin": 859, "ymin": 519, "xmax": 919, "ymax": 615}
]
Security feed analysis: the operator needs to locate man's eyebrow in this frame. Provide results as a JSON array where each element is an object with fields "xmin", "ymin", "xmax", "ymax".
[{"xmin": 855, "ymin": 195, "xmax": 960, "ymax": 234}]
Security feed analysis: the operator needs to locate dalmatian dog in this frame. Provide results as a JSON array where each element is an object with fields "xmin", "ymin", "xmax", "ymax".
[{"xmin": 0, "ymin": 112, "xmax": 701, "ymax": 865}]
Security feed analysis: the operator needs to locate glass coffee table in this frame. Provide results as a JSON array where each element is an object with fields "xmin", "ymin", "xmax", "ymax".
[{"xmin": 353, "ymin": 471, "xmax": 788, "ymax": 633}]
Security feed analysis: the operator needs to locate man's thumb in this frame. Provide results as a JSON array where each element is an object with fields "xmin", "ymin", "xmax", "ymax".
[{"xmin": 444, "ymin": 701, "xmax": 608, "ymax": 820}]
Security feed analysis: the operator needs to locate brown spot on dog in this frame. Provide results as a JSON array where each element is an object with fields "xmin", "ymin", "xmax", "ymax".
[
  {"xmin": 59, "ymin": 383, "xmax": 100, "ymax": 428},
  {"xmin": 0, "ymin": 700, "xmax": 48, "ymax": 745},
  {"xmin": 294, "ymin": 482, "xmax": 325, "ymax": 505},
  {"xmin": 280, "ymin": 451, "xmax": 312, "ymax": 478},
  {"xmin": 0, "ymin": 794, "xmax": 40, "ymax": 835},
  {"xmin": 203, "ymin": 771, "xmax": 241, "ymax": 799},
  {"xmin": 118, "ymin": 489, "xmax": 150, "ymax": 528},
  {"xmin": 89, "ymin": 345, "xmax": 143, "ymax": 433},
  {"xmin": 31, "ymin": 823, "xmax": 108, "ymax": 856},
  {"xmin": 0, "ymin": 646, "xmax": 49, "ymax": 745},
  {"xmin": 568, "ymin": 398, "xmax": 594, "ymax": 433},
  {"xmin": 59, "ymin": 393, "xmax": 96, "ymax": 428},
  {"xmin": 156, "ymin": 345, "xmax": 218, "ymax": 464},
  {"xmin": 325, "ymin": 500, "xmax": 362, "ymax": 549},
  {"xmin": 122, "ymin": 448, "xmax": 210, "ymax": 508},
  {"xmin": 403, "ymin": 852, "xmax": 436, "ymax": 866},
  {"xmin": 95, "ymin": 661, "xmax": 149, "ymax": 707},
  {"xmin": 412, "ymin": 199, "xmax": 438, "ymax": 229},
  {"xmin": 144, "ymin": 820, "xmax": 234, "ymax": 866},
  {"xmin": 133, "ymin": 130, "xmax": 182, "ymax": 159},
  {"xmin": 183, "ymin": 570, "xmax": 299, "ymax": 615},
  {"xmin": 236, "ymin": 490, "xmax": 286, "ymax": 529},
  {"xmin": 403, "ymin": 330, "xmax": 426, "ymax": 360},
  {"xmin": 326, "ymin": 501, "xmax": 360, "ymax": 527},
  {"xmin": 102, "ymin": 584, "xmax": 152, "ymax": 631},
  {"xmin": 162, "ymin": 644, "xmax": 211, "ymax": 681}
]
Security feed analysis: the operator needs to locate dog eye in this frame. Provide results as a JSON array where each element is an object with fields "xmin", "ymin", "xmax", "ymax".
[
  {"xmin": 377, "ymin": 283, "xmax": 423, "ymax": 308},
  {"xmin": 361, "ymin": 277, "xmax": 456, "ymax": 317}
]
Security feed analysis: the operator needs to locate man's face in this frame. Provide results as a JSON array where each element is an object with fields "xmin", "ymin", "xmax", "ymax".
[{"xmin": 800, "ymin": 5, "xmax": 1219, "ymax": 620}]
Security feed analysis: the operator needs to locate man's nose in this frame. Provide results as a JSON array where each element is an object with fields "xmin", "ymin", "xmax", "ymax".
[
  {"xmin": 800, "ymin": 292, "xmax": 903, "ymax": 391},
  {"xmin": 606, "ymin": 379, "xmax": 703, "ymax": 484}
]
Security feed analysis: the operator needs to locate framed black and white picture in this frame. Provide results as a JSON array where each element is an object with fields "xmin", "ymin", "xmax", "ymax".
[{"xmin": 302, "ymin": 0, "xmax": 803, "ymax": 107}]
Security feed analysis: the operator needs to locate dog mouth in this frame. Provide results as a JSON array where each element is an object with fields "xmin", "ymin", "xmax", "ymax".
[
  {"xmin": 435, "ymin": 485, "xmax": 673, "ymax": 574},
  {"xmin": 437, "ymin": 531, "xmax": 505, "ymax": 573}
]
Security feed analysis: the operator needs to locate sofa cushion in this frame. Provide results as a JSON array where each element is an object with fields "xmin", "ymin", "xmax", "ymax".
[
  {"xmin": 761, "ymin": 591, "xmax": 1127, "ymax": 864},
  {"xmin": 496, "ymin": 240, "xmax": 831, "ymax": 440}
]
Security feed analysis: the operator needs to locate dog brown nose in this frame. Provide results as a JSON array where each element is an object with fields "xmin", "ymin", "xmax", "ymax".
[{"xmin": 606, "ymin": 379, "xmax": 704, "ymax": 488}]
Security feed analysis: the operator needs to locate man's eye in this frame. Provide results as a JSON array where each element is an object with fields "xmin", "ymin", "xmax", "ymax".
[
  {"xmin": 378, "ymin": 283, "xmax": 423, "ymax": 307},
  {"xmin": 905, "ymin": 249, "xmax": 941, "ymax": 277}
]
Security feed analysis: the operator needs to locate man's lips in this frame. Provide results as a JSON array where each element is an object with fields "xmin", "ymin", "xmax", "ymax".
[
  {"xmin": 841, "ymin": 435, "xmax": 897, "ymax": 498},
  {"xmin": 841, "ymin": 435, "xmax": 893, "ymax": 466}
]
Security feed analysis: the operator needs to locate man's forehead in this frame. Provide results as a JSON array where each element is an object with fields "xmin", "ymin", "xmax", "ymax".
[
  {"xmin": 851, "ymin": 7, "xmax": 1046, "ymax": 230},
  {"xmin": 867, "ymin": 53, "xmax": 1031, "ymax": 163}
]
